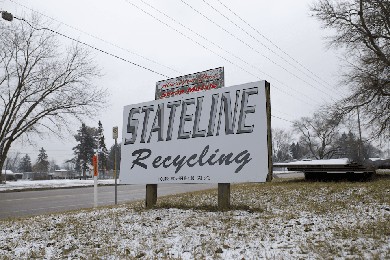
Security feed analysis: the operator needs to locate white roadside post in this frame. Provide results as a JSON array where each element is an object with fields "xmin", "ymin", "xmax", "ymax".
[
  {"xmin": 93, "ymin": 132, "xmax": 102, "ymax": 208},
  {"xmin": 113, "ymin": 126, "xmax": 119, "ymax": 205},
  {"xmin": 92, "ymin": 154, "xmax": 98, "ymax": 207}
]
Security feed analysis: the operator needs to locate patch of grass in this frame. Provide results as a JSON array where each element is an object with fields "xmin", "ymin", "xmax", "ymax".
[
  {"xmin": 333, "ymin": 217, "xmax": 390, "ymax": 240},
  {"xmin": 301, "ymin": 217, "xmax": 390, "ymax": 259},
  {"xmin": 0, "ymin": 177, "xmax": 389, "ymax": 259}
]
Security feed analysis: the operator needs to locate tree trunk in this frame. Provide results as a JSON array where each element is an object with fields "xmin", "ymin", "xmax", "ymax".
[
  {"xmin": 0, "ymin": 157, "xmax": 4, "ymax": 184},
  {"xmin": 0, "ymin": 141, "xmax": 12, "ymax": 184}
]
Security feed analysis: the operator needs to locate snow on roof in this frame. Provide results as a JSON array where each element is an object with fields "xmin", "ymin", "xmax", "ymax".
[
  {"xmin": 1, "ymin": 169, "xmax": 14, "ymax": 174},
  {"xmin": 274, "ymin": 158, "xmax": 349, "ymax": 166}
]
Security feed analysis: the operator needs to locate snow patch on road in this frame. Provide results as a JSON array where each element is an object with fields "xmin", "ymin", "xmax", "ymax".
[{"xmin": 0, "ymin": 179, "xmax": 116, "ymax": 192}]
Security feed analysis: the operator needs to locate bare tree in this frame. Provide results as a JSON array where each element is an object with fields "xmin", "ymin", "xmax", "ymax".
[
  {"xmin": 0, "ymin": 15, "xmax": 107, "ymax": 182},
  {"xmin": 62, "ymin": 159, "xmax": 75, "ymax": 172},
  {"xmin": 49, "ymin": 159, "xmax": 59, "ymax": 172},
  {"xmin": 310, "ymin": 0, "xmax": 390, "ymax": 140},
  {"xmin": 272, "ymin": 128, "xmax": 293, "ymax": 162},
  {"xmin": 293, "ymin": 110, "xmax": 342, "ymax": 159},
  {"xmin": 4, "ymin": 151, "xmax": 20, "ymax": 172}
]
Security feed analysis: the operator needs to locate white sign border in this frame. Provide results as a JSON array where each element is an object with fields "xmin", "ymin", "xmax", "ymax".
[{"xmin": 120, "ymin": 80, "xmax": 272, "ymax": 184}]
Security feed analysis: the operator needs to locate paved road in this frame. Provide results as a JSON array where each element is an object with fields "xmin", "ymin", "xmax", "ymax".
[{"xmin": 0, "ymin": 184, "xmax": 216, "ymax": 219}]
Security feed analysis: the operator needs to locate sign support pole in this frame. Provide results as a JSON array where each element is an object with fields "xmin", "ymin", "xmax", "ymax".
[
  {"xmin": 218, "ymin": 183, "xmax": 230, "ymax": 210},
  {"xmin": 113, "ymin": 126, "xmax": 119, "ymax": 205},
  {"xmin": 146, "ymin": 184, "xmax": 157, "ymax": 209},
  {"xmin": 265, "ymin": 81, "xmax": 273, "ymax": 182},
  {"xmin": 114, "ymin": 137, "xmax": 118, "ymax": 205}
]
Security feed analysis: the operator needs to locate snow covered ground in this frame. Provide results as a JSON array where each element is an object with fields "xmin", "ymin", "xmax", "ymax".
[
  {"xmin": 0, "ymin": 171, "xmax": 302, "ymax": 192},
  {"xmin": 0, "ymin": 179, "xmax": 116, "ymax": 192},
  {"xmin": 0, "ymin": 175, "xmax": 389, "ymax": 259}
]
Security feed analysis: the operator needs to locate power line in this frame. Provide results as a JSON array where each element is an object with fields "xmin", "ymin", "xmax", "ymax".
[
  {"xmin": 125, "ymin": 0, "xmax": 319, "ymax": 107},
  {"xmin": 121, "ymin": 0, "xmax": 260, "ymax": 79},
  {"xmin": 3, "ymin": 7, "xmax": 300, "ymax": 155},
  {"xmin": 7, "ymin": 2, "xmax": 320, "ymax": 108},
  {"xmin": 137, "ymin": 0, "xmax": 320, "ymax": 106},
  {"xmin": 179, "ymin": 0, "xmax": 338, "ymax": 103},
  {"xmin": 214, "ymin": 0, "xmax": 347, "ymax": 97},
  {"xmin": 7, "ymin": 0, "xmax": 321, "ymax": 108},
  {"xmin": 7, "ymin": 0, "xmax": 182, "ymax": 75},
  {"xmin": 271, "ymin": 115, "xmax": 294, "ymax": 124},
  {"xmin": 203, "ymin": 0, "xmax": 347, "ymax": 98},
  {"xmin": 12, "ymin": 16, "xmax": 171, "ymax": 78},
  {"xmin": 272, "ymin": 108, "xmax": 296, "ymax": 119},
  {"xmin": 5, "ymin": 10, "xmax": 307, "ymax": 120}
]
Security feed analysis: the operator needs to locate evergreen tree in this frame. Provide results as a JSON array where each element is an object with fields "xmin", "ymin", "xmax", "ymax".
[
  {"xmin": 346, "ymin": 132, "xmax": 360, "ymax": 161},
  {"xmin": 73, "ymin": 123, "xmax": 97, "ymax": 179},
  {"xmin": 290, "ymin": 142, "xmax": 305, "ymax": 160},
  {"xmin": 33, "ymin": 148, "xmax": 49, "ymax": 172},
  {"xmin": 97, "ymin": 121, "xmax": 108, "ymax": 177},
  {"xmin": 335, "ymin": 132, "xmax": 358, "ymax": 160},
  {"xmin": 290, "ymin": 142, "xmax": 311, "ymax": 160},
  {"xmin": 107, "ymin": 142, "xmax": 121, "ymax": 172},
  {"xmin": 19, "ymin": 154, "xmax": 32, "ymax": 172},
  {"xmin": 335, "ymin": 131, "xmax": 381, "ymax": 161}
]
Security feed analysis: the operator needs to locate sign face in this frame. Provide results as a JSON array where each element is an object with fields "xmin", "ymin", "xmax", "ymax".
[
  {"xmin": 92, "ymin": 155, "xmax": 98, "ymax": 176},
  {"xmin": 120, "ymin": 81, "xmax": 270, "ymax": 184},
  {"xmin": 113, "ymin": 126, "xmax": 118, "ymax": 139},
  {"xmin": 155, "ymin": 67, "xmax": 224, "ymax": 99}
]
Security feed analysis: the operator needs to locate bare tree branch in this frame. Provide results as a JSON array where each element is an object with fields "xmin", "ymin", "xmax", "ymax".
[
  {"xmin": 0, "ymin": 14, "xmax": 107, "ymax": 180},
  {"xmin": 293, "ymin": 109, "xmax": 342, "ymax": 159},
  {"xmin": 310, "ymin": 0, "xmax": 390, "ymax": 140}
]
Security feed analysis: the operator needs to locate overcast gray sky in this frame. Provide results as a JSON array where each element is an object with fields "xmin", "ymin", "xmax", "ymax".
[{"xmin": 2, "ymin": 0, "xmax": 345, "ymax": 165}]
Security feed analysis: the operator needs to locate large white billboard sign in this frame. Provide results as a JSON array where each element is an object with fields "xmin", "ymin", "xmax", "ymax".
[{"xmin": 120, "ymin": 81, "xmax": 270, "ymax": 184}]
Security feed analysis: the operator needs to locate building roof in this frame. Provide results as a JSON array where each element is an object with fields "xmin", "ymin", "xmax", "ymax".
[{"xmin": 1, "ymin": 169, "xmax": 15, "ymax": 175}]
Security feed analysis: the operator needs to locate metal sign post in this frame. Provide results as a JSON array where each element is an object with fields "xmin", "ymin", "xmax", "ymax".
[{"xmin": 113, "ymin": 126, "xmax": 118, "ymax": 205}]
